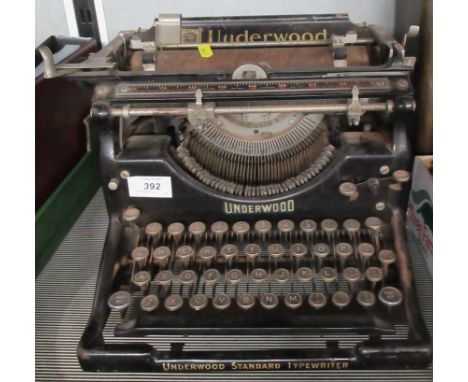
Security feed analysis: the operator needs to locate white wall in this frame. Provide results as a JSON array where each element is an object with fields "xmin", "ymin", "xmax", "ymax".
[{"xmin": 36, "ymin": 0, "xmax": 397, "ymax": 46}]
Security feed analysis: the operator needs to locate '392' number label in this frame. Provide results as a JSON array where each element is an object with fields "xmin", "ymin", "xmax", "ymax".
[{"xmin": 127, "ymin": 176, "xmax": 172, "ymax": 198}]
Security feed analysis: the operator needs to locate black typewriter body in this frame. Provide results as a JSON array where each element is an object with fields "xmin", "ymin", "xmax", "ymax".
[{"xmin": 40, "ymin": 13, "xmax": 432, "ymax": 372}]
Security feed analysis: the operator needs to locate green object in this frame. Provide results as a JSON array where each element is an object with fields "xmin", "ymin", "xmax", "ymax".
[
  {"xmin": 411, "ymin": 189, "xmax": 433, "ymax": 233},
  {"xmin": 35, "ymin": 120, "xmax": 100, "ymax": 276}
]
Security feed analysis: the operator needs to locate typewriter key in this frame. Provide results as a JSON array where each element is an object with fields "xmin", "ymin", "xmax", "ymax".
[
  {"xmin": 299, "ymin": 219, "xmax": 317, "ymax": 238},
  {"xmin": 268, "ymin": 243, "xmax": 284, "ymax": 265},
  {"xmin": 145, "ymin": 222, "xmax": 163, "ymax": 243},
  {"xmin": 255, "ymin": 219, "xmax": 272, "ymax": 240},
  {"xmin": 188, "ymin": 221, "xmax": 206, "ymax": 241},
  {"xmin": 244, "ymin": 243, "xmax": 261, "ymax": 264},
  {"xmin": 332, "ymin": 291, "xmax": 351, "ymax": 309},
  {"xmin": 313, "ymin": 243, "xmax": 329, "ymax": 268},
  {"xmin": 365, "ymin": 216, "xmax": 382, "ymax": 231},
  {"xmin": 365, "ymin": 266, "xmax": 384, "ymax": 289},
  {"xmin": 343, "ymin": 218, "xmax": 361, "ymax": 239},
  {"xmin": 356, "ymin": 290, "xmax": 376, "ymax": 308},
  {"xmin": 164, "ymin": 294, "xmax": 184, "ymax": 312},
  {"xmin": 203, "ymin": 269, "xmax": 220, "ymax": 286},
  {"xmin": 152, "ymin": 246, "xmax": 171, "ymax": 267},
  {"xmin": 357, "ymin": 242, "xmax": 375, "ymax": 268},
  {"xmin": 277, "ymin": 219, "xmax": 295, "ymax": 236},
  {"xmin": 189, "ymin": 294, "xmax": 208, "ymax": 311},
  {"xmin": 336, "ymin": 242, "xmax": 353, "ymax": 269},
  {"xmin": 393, "ymin": 170, "xmax": 411, "ymax": 183},
  {"xmin": 179, "ymin": 270, "xmax": 197, "ymax": 287},
  {"xmin": 320, "ymin": 267, "xmax": 337, "ymax": 292},
  {"xmin": 343, "ymin": 267, "xmax": 361, "ymax": 292},
  {"xmin": 168, "ymin": 222, "xmax": 185, "ymax": 243},
  {"xmin": 155, "ymin": 270, "xmax": 173, "ymax": 290},
  {"xmin": 131, "ymin": 246, "xmax": 149, "ymax": 266},
  {"xmin": 108, "ymin": 291, "xmax": 131, "ymax": 311},
  {"xmin": 226, "ymin": 268, "xmax": 243, "ymax": 285},
  {"xmin": 308, "ymin": 292, "xmax": 327, "ymax": 310},
  {"xmin": 273, "ymin": 268, "xmax": 290, "ymax": 284},
  {"xmin": 199, "ymin": 245, "xmax": 217, "ymax": 266},
  {"xmin": 339, "ymin": 182, "xmax": 357, "ymax": 197},
  {"xmin": 220, "ymin": 244, "xmax": 237, "ymax": 267},
  {"xmin": 237, "ymin": 293, "xmax": 256, "ymax": 310},
  {"xmin": 251, "ymin": 268, "xmax": 268, "ymax": 284},
  {"xmin": 321, "ymin": 219, "xmax": 338, "ymax": 235},
  {"xmin": 378, "ymin": 286, "xmax": 403, "ymax": 310},
  {"xmin": 133, "ymin": 270, "xmax": 151, "ymax": 290},
  {"xmin": 211, "ymin": 221, "xmax": 229, "ymax": 239},
  {"xmin": 122, "ymin": 207, "xmax": 140, "ymax": 223},
  {"xmin": 213, "ymin": 293, "xmax": 231, "ymax": 310},
  {"xmin": 176, "ymin": 245, "xmax": 194, "ymax": 267},
  {"xmin": 291, "ymin": 243, "xmax": 307, "ymax": 264},
  {"xmin": 378, "ymin": 249, "xmax": 396, "ymax": 277},
  {"xmin": 296, "ymin": 267, "xmax": 314, "ymax": 283},
  {"xmin": 284, "ymin": 292, "xmax": 303, "ymax": 309},
  {"xmin": 260, "ymin": 292, "xmax": 279, "ymax": 310},
  {"xmin": 140, "ymin": 294, "xmax": 159, "ymax": 312},
  {"xmin": 232, "ymin": 221, "xmax": 250, "ymax": 240}
]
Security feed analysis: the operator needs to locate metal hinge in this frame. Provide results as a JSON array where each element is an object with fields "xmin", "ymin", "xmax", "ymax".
[
  {"xmin": 347, "ymin": 86, "xmax": 365, "ymax": 126},
  {"xmin": 332, "ymin": 31, "xmax": 358, "ymax": 67}
]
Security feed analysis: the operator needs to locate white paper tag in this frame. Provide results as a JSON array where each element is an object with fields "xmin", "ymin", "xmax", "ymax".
[{"xmin": 127, "ymin": 176, "xmax": 172, "ymax": 198}]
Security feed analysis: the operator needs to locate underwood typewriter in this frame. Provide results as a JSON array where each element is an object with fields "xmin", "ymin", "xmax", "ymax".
[{"xmin": 39, "ymin": 13, "xmax": 432, "ymax": 372}]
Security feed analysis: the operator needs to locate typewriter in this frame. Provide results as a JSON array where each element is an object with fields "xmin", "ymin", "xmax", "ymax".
[{"xmin": 39, "ymin": 13, "xmax": 432, "ymax": 372}]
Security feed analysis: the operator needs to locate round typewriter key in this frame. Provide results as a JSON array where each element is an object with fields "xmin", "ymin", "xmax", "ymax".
[
  {"xmin": 296, "ymin": 267, "xmax": 314, "ymax": 283},
  {"xmin": 357, "ymin": 290, "xmax": 376, "ymax": 308},
  {"xmin": 299, "ymin": 219, "xmax": 317, "ymax": 236},
  {"xmin": 108, "ymin": 291, "xmax": 131, "ymax": 311},
  {"xmin": 284, "ymin": 292, "xmax": 303, "ymax": 309},
  {"xmin": 366, "ymin": 266, "xmax": 384, "ymax": 289},
  {"xmin": 332, "ymin": 291, "xmax": 351, "ymax": 309},
  {"xmin": 140, "ymin": 294, "xmax": 159, "ymax": 312},
  {"xmin": 291, "ymin": 243, "xmax": 307, "ymax": 263},
  {"xmin": 152, "ymin": 246, "xmax": 171, "ymax": 266},
  {"xmin": 357, "ymin": 242, "xmax": 375, "ymax": 268},
  {"xmin": 199, "ymin": 245, "xmax": 217, "ymax": 266},
  {"xmin": 268, "ymin": 243, "xmax": 284, "ymax": 263},
  {"xmin": 203, "ymin": 269, "xmax": 220, "ymax": 286},
  {"xmin": 343, "ymin": 267, "xmax": 361, "ymax": 292},
  {"xmin": 164, "ymin": 294, "xmax": 184, "ymax": 312},
  {"xmin": 313, "ymin": 243, "xmax": 329, "ymax": 268},
  {"xmin": 188, "ymin": 221, "xmax": 206, "ymax": 240},
  {"xmin": 226, "ymin": 268, "xmax": 243, "ymax": 285},
  {"xmin": 343, "ymin": 218, "xmax": 361, "ymax": 237},
  {"xmin": 260, "ymin": 293, "xmax": 279, "ymax": 310},
  {"xmin": 255, "ymin": 219, "xmax": 272, "ymax": 237},
  {"xmin": 155, "ymin": 270, "xmax": 173, "ymax": 288},
  {"xmin": 122, "ymin": 207, "xmax": 140, "ymax": 223},
  {"xmin": 220, "ymin": 244, "xmax": 237, "ymax": 267},
  {"xmin": 167, "ymin": 222, "xmax": 185, "ymax": 242},
  {"xmin": 189, "ymin": 294, "xmax": 208, "ymax": 311},
  {"xmin": 339, "ymin": 182, "xmax": 357, "ymax": 197},
  {"xmin": 232, "ymin": 221, "xmax": 250, "ymax": 238},
  {"xmin": 320, "ymin": 267, "xmax": 337, "ymax": 292},
  {"xmin": 176, "ymin": 245, "xmax": 194, "ymax": 267},
  {"xmin": 131, "ymin": 246, "xmax": 149, "ymax": 265},
  {"xmin": 378, "ymin": 249, "xmax": 396, "ymax": 277},
  {"xmin": 211, "ymin": 221, "xmax": 229, "ymax": 238},
  {"xmin": 308, "ymin": 292, "xmax": 327, "ymax": 310},
  {"xmin": 392, "ymin": 170, "xmax": 411, "ymax": 183},
  {"xmin": 237, "ymin": 293, "xmax": 256, "ymax": 310},
  {"xmin": 251, "ymin": 268, "xmax": 268, "ymax": 284},
  {"xmin": 365, "ymin": 216, "xmax": 382, "ymax": 231},
  {"xmin": 336, "ymin": 242, "xmax": 353, "ymax": 269},
  {"xmin": 145, "ymin": 222, "xmax": 163, "ymax": 241},
  {"xmin": 179, "ymin": 270, "xmax": 197, "ymax": 287},
  {"xmin": 244, "ymin": 243, "xmax": 261, "ymax": 264},
  {"xmin": 273, "ymin": 268, "xmax": 290, "ymax": 284},
  {"xmin": 321, "ymin": 218, "xmax": 338, "ymax": 234},
  {"xmin": 213, "ymin": 293, "xmax": 231, "ymax": 310},
  {"xmin": 133, "ymin": 270, "xmax": 151, "ymax": 290},
  {"xmin": 277, "ymin": 219, "xmax": 295, "ymax": 234},
  {"xmin": 378, "ymin": 286, "xmax": 403, "ymax": 310}
]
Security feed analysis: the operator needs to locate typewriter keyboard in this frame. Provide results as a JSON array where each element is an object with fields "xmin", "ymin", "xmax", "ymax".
[{"xmin": 108, "ymin": 208, "xmax": 406, "ymax": 336}]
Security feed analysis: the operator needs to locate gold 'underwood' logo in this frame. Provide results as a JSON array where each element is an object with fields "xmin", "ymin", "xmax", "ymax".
[
  {"xmin": 181, "ymin": 28, "xmax": 328, "ymax": 44},
  {"xmin": 224, "ymin": 200, "xmax": 294, "ymax": 214}
]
